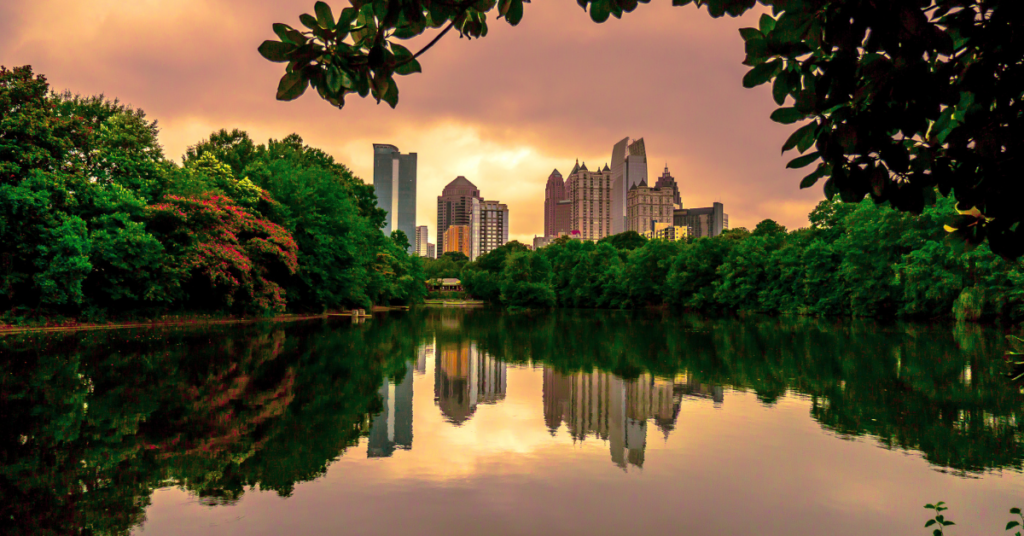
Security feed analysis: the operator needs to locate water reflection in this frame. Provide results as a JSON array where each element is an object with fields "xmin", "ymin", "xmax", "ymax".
[{"xmin": 0, "ymin": 309, "xmax": 1021, "ymax": 536}]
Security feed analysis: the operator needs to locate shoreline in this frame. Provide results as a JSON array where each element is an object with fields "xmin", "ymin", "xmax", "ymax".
[{"xmin": 0, "ymin": 306, "xmax": 412, "ymax": 336}]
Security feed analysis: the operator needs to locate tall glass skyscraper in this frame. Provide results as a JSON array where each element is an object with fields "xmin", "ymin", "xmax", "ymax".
[
  {"xmin": 610, "ymin": 137, "xmax": 648, "ymax": 235},
  {"xmin": 373, "ymin": 143, "xmax": 417, "ymax": 252}
]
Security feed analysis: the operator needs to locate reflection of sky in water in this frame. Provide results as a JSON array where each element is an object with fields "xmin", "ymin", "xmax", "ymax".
[{"xmin": 135, "ymin": 338, "xmax": 1024, "ymax": 536}]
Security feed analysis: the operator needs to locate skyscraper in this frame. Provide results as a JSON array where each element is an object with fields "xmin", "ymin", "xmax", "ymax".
[
  {"xmin": 626, "ymin": 181, "xmax": 675, "ymax": 234},
  {"xmin": 434, "ymin": 341, "xmax": 506, "ymax": 426},
  {"xmin": 544, "ymin": 169, "xmax": 571, "ymax": 238},
  {"xmin": 415, "ymin": 225, "xmax": 430, "ymax": 257},
  {"xmin": 443, "ymin": 224, "xmax": 473, "ymax": 259},
  {"xmin": 479, "ymin": 200, "xmax": 509, "ymax": 257},
  {"xmin": 654, "ymin": 164, "xmax": 682, "ymax": 207},
  {"xmin": 373, "ymin": 144, "xmax": 417, "ymax": 252},
  {"xmin": 437, "ymin": 176, "xmax": 481, "ymax": 257},
  {"xmin": 566, "ymin": 160, "xmax": 613, "ymax": 241},
  {"xmin": 367, "ymin": 361, "xmax": 415, "ymax": 458},
  {"xmin": 610, "ymin": 137, "xmax": 648, "ymax": 235}
]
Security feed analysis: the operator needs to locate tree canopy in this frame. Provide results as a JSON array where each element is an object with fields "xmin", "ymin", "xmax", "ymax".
[{"xmin": 262, "ymin": 0, "xmax": 1024, "ymax": 257}]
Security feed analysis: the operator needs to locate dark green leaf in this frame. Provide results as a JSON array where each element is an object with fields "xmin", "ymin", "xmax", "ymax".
[
  {"xmin": 337, "ymin": 7, "xmax": 359, "ymax": 28},
  {"xmin": 925, "ymin": 520, "xmax": 936, "ymax": 528},
  {"xmin": 498, "ymin": 0, "xmax": 512, "ymax": 17},
  {"xmin": 800, "ymin": 165, "xmax": 826, "ymax": 188},
  {"xmin": 671, "ymin": 0, "xmax": 693, "ymax": 5},
  {"xmin": 770, "ymin": 107, "xmax": 805, "ymax": 124},
  {"xmin": 381, "ymin": 76, "xmax": 399, "ymax": 108},
  {"xmin": 300, "ymin": 13, "xmax": 320, "ymax": 31},
  {"xmin": 276, "ymin": 71, "xmax": 308, "ymax": 101},
  {"xmin": 742, "ymin": 60, "xmax": 780, "ymax": 89},
  {"xmin": 258, "ymin": 40, "xmax": 294, "ymax": 62},
  {"xmin": 772, "ymin": 73, "xmax": 789, "ymax": 105},
  {"xmin": 273, "ymin": 23, "xmax": 306, "ymax": 45},
  {"xmin": 394, "ymin": 58, "xmax": 422, "ymax": 75},
  {"xmin": 782, "ymin": 122, "xmax": 816, "ymax": 153},
  {"xmin": 506, "ymin": 0, "xmax": 524, "ymax": 25},
  {"xmin": 759, "ymin": 14, "xmax": 776, "ymax": 33},
  {"xmin": 1010, "ymin": 508, "xmax": 1021, "ymax": 515},
  {"xmin": 391, "ymin": 43, "xmax": 414, "ymax": 60},
  {"xmin": 738, "ymin": 27, "xmax": 761, "ymax": 41},
  {"xmin": 743, "ymin": 37, "xmax": 767, "ymax": 66},
  {"xmin": 590, "ymin": 0, "xmax": 610, "ymax": 23},
  {"xmin": 326, "ymin": 67, "xmax": 342, "ymax": 93},
  {"xmin": 315, "ymin": 2, "xmax": 336, "ymax": 29},
  {"xmin": 787, "ymin": 151, "xmax": 819, "ymax": 169}
]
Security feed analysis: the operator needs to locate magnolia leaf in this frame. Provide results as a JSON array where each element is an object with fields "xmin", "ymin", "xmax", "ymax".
[
  {"xmin": 743, "ymin": 60, "xmax": 780, "ymax": 88},
  {"xmin": 759, "ymin": 14, "xmax": 776, "ymax": 33},
  {"xmin": 507, "ymin": 0, "xmax": 524, "ymax": 25},
  {"xmin": 315, "ymin": 1, "xmax": 336, "ymax": 29},
  {"xmin": 258, "ymin": 41, "xmax": 294, "ymax": 62},
  {"xmin": 276, "ymin": 71, "xmax": 308, "ymax": 101},
  {"xmin": 395, "ymin": 58, "xmax": 422, "ymax": 75},
  {"xmin": 787, "ymin": 151, "xmax": 819, "ymax": 169},
  {"xmin": 770, "ymin": 107, "xmax": 806, "ymax": 124},
  {"xmin": 590, "ymin": 0, "xmax": 611, "ymax": 23}
]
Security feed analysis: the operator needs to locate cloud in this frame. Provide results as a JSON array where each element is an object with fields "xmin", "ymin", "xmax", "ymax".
[{"xmin": 0, "ymin": 0, "xmax": 825, "ymax": 242}]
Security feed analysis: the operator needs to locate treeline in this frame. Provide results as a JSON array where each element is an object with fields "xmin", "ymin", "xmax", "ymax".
[
  {"xmin": 460, "ymin": 197, "xmax": 1024, "ymax": 322},
  {"xmin": 0, "ymin": 66, "xmax": 423, "ymax": 323}
]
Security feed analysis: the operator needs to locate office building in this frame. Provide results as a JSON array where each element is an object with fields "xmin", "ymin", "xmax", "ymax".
[
  {"xmin": 673, "ymin": 202, "xmax": 728, "ymax": 238},
  {"xmin": 373, "ymin": 144, "xmax": 417, "ymax": 252},
  {"xmin": 610, "ymin": 137, "xmax": 649, "ymax": 235},
  {"xmin": 565, "ymin": 160, "xmax": 613, "ymax": 241},
  {"xmin": 367, "ymin": 361, "xmax": 415, "ymax": 457},
  {"xmin": 443, "ymin": 225, "xmax": 473, "ymax": 259},
  {"xmin": 437, "ymin": 176, "xmax": 482, "ymax": 259},
  {"xmin": 642, "ymin": 222, "xmax": 688, "ymax": 241},
  {"xmin": 435, "ymin": 341, "xmax": 507, "ymax": 425},
  {"xmin": 626, "ymin": 181, "xmax": 676, "ymax": 234},
  {"xmin": 414, "ymin": 225, "xmax": 430, "ymax": 257},
  {"xmin": 479, "ymin": 200, "xmax": 509, "ymax": 257},
  {"xmin": 533, "ymin": 235, "xmax": 554, "ymax": 250},
  {"xmin": 544, "ymin": 170, "xmax": 573, "ymax": 237},
  {"xmin": 654, "ymin": 164, "xmax": 682, "ymax": 207},
  {"xmin": 427, "ymin": 243, "xmax": 435, "ymax": 259}
]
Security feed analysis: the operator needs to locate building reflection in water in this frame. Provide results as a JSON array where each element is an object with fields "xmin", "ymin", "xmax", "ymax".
[
  {"xmin": 543, "ymin": 368, "xmax": 723, "ymax": 470},
  {"xmin": 434, "ymin": 340, "xmax": 507, "ymax": 425},
  {"xmin": 367, "ymin": 361, "xmax": 415, "ymax": 458}
]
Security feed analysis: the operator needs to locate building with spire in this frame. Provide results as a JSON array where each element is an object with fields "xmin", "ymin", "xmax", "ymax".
[
  {"xmin": 565, "ymin": 160, "xmax": 613, "ymax": 241},
  {"xmin": 626, "ymin": 180, "xmax": 676, "ymax": 234},
  {"xmin": 373, "ymin": 144, "xmax": 417, "ymax": 253},
  {"xmin": 610, "ymin": 137, "xmax": 649, "ymax": 235},
  {"xmin": 654, "ymin": 164, "xmax": 682, "ymax": 207}
]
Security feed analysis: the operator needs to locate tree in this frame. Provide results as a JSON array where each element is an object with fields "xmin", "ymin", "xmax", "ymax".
[
  {"xmin": 390, "ymin": 229, "xmax": 411, "ymax": 251},
  {"xmin": 264, "ymin": 0, "xmax": 1024, "ymax": 257},
  {"xmin": 598, "ymin": 231, "xmax": 648, "ymax": 251}
]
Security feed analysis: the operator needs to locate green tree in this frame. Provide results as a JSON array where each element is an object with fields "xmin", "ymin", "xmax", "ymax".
[{"xmin": 598, "ymin": 231, "xmax": 648, "ymax": 251}]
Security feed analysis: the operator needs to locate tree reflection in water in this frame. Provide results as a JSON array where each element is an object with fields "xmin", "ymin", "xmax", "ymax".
[{"xmin": 0, "ymin": 309, "xmax": 1021, "ymax": 535}]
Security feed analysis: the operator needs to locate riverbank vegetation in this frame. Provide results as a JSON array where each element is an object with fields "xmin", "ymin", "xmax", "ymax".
[
  {"xmin": 461, "ymin": 197, "xmax": 1024, "ymax": 322},
  {"xmin": 0, "ymin": 65, "xmax": 423, "ymax": 325}
]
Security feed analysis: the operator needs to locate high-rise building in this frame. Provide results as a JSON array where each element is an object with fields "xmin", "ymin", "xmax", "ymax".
[
  {"xmin": 610, "ymin": 137, "xmax": 648, "ymax": 235},
  {"xmin": 544, "ymin": 170, "xmax": 572, "ymax": 238},
  {"xmin": 414, "ymin": 225, "xmax": 430, "ymax": 257},
  {"xmin": 372, "ymin": 144, "xmax": 417, "ymax": 252},
  {"xmin": 427, "ymin": 243, "xmax": 435, "ymax": 259},
  {"xmin": 565, "ymin": 160, "xmax": 613, "ymax": 241},
  {"xmin": 533, "ymin": 235, "xmax": 554, "ymax": 250},
  {"xmin": 673, "ymin": 202, "xmax": 728, "ymax": 238},
  {"xmin": 443, "ymin": 224, "xmax": 473, "ymax": 259},
  {"xmin": 367, "ymin": 361, "xmax": 415, "ymax": 457},
  {"xmin": 434, "ymin": 341, "xmax": 506, "ymax": 426},
  {"xmin": 437, "ymin": 176, "xmax": 481, "ymax": 257},
  {"xmin": 654, "ymin": 164, "xmax": 682, "ymax": 207},
  {"xmin": 479, "ymin": 200, "xmax": 509, "ymax": 257},
  {"xmin": 626, "ymin": 181, "xmax": 676, "ymax": 234}
]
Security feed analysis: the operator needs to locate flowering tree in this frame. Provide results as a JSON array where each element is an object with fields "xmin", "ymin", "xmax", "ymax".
[{"xmin": 148, "ymin": 195, "xmax": 299, "ymax": 314}]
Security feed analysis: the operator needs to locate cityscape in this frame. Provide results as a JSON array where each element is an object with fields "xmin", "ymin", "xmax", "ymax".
[
  {"xmin": 367, "ymin": 338, "xmax": 724, "ymax": 471},
  {"xmin": 373, "ymin": 136, "xmax": 730, "ymax": 260}
]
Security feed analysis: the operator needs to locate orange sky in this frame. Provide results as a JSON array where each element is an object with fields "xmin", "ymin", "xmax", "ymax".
[{"xmin": 0, "ymin": 0, "xmax": 825, "ymax": 243}]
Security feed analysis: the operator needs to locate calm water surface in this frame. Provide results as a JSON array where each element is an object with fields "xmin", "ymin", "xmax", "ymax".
[{"xmin": 2, "ymin": 309, "xmax": 1023, "ymax": 535}]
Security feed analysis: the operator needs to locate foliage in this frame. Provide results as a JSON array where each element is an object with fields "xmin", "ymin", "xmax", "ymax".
[
  {"xmin": 0, "ymin": 65, "xmax": 421, "ymax": 322},
  {"xmin": 265, "ymin": 0, "xmax": 1024, "ymax": 257},
  {"xmin": 459, "ymin": 196, "xmax": 1024, "ymax": 323},
  {"xmin": 598, "ymin": 230, "xmax": 647, "ymax": 251}
]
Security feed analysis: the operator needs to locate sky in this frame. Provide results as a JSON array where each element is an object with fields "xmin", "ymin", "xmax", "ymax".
[{"xmin": 0, "ymin": 0, "xmax": 825, "ymax": 243}]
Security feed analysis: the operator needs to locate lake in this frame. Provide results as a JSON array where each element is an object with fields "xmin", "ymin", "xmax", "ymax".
[{"xmin": 1, "ymin": 308, "xmax": 1022, "ymax": 536}]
